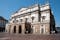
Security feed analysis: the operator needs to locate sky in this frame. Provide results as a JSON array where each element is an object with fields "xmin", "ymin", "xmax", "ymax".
[{"xmin": 0, "ymin": 0, "xmax": 60, "ymax": 27}]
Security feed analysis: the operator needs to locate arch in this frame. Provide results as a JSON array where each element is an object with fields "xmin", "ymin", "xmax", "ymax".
[
  {"xmin": 41, "ymin": 28, "xmax": 44, "ymax": 34},
  {"xmin": 40, "ymin": 25, "xmax": 45, "ymax": 34},
  {"xmin": 14, "ymin": 26, "xmax": 16, "ymax": 33},
  {"xmin": 25, "ymin": 22, "xmax": 31, "ymax": 34},
  {"xmin": 19, "ymin": 25, "xmax": 22, "ymax": 33}
]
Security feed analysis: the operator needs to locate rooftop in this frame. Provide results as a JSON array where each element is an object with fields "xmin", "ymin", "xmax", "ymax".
[{"xmin": 0, "ymin": 16, "xmax": 8, "ymax": 21}]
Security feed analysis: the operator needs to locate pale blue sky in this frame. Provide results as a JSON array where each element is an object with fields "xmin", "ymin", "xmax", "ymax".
[{"xmin": 0, "ymin": 0, "xmax": 60, "ymax": 27}]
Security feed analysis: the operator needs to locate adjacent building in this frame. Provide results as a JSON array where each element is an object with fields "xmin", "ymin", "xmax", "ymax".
[
  {"xmin": 56, "ymin": 27, "xmax": 60, "ymax": 33},
  {"xmin": 0, "ymin": 16, "xmax": 8, "ymax": 32},
  {"xmin": 6, "ymin": 3, "xmax": 56, "ymax": 34}
]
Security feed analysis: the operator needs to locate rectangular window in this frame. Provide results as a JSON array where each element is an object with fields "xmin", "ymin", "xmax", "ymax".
[
  {"xmin": 20, "ymin": 19, "xmax": 23, "ymax": 22},
  {"xmin": 25, "ymin": 18, "xmax": 28, "ymax": 22},
  {"xmin": 42, "ymin": 16, "xmax": 46, "ymax": 22}
]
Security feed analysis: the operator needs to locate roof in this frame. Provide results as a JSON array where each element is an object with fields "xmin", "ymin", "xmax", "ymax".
[
  {"xmin": 0, "ymin": 16, "xmax": 8, "ymax": 21},
  {"xmin": 56, "ymin": 27, "xmax": 60, "ymax": 31}
]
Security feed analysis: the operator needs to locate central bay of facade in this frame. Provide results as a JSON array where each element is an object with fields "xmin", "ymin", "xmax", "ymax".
[{"xmin": 6, "ymin": 4, "xmax": 56, "ymax": 34}]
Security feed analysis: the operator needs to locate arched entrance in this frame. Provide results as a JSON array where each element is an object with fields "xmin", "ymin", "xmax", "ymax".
[
  {"xmin": 25, "ymin": 22, "xmax": 31, "ymax": 34},
  {"xmin": 14, "ymin": 26, "xmax": 16, "ymax": 33},
  {"xmin": 19, "ymin": 25, "xmax": 22, "ymax": 33},
  {"xmin": 41, "ymin": 28, "xmax": 44, "ymax": 34},
  {"xmin": 40, "ymin": 25, "xmax": 45, "ymax": 34}
]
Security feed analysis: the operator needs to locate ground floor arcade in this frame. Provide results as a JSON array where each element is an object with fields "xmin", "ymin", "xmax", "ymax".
[{"xmin": 6, "ymin": 22, "xmax": 51, "ymax": 34}]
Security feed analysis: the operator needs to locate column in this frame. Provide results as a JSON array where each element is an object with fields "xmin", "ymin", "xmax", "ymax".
[
  {"xmin": 33, "ymin": 26, "xmax": 35, "ymax": 34},
  {"xmin": 16, "ymin": 25, "xmax": 19, "ymax": 34},
  {"xmin": 22, "ymin": 24, "xmax": 25, "ymax": 34},
  {"xmin": 10, "ymin": 25, "xmax": 14, "ymax": 34}
]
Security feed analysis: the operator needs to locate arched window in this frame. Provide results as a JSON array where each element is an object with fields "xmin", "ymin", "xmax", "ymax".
[
  {"xmin": 31, "ymin": 17, "xmax": 34, "ymax": 23},
  {"xmin": 42, "ymin": 16, "xmax": 46, "ymax": 22}
]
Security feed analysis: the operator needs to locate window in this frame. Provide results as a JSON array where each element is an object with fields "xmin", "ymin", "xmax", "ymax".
[
  {"xmin": 31, "ymin": 17, "xmax": 34, "ymax": 20},
  {"xmin": 42, "ymin": 16, "xmax": 45, "ymax": 19},
  {"xmin": 42, "ymin": 16, "xmax": 45, "ymax": 22},
  {"xmin": 13, "ymin": 20, "xmax": 15, "ymax": 23},
  {"xmin": 16, "ymin": 20, "xmax": 18, "ymax": 22},
  {"xmin": 25, "ymin": 18, "xmax": 28, "ymax": 22},
  {"xmin": 20, "ymin": 19, "xmax": 23, "ymax": 22},
  {"xmin": 31, "ymin": 17, "xmax": 34, "ymax": 23},
  {"xmin": 13, "ymin": 20, "xmax": 18, "ymax": 23},
  {"xmin": 13, "ymin": 18, "xmax": 16, "ymax": 23},
  {"xmin": 41, "ymin": 25, "xmax": 43, "ymax": 27}
]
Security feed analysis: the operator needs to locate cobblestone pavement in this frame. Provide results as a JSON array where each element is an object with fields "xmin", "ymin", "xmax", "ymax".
[{"xmin": 0, "ymin": 32, "xmax": 60, "ymax": 40}]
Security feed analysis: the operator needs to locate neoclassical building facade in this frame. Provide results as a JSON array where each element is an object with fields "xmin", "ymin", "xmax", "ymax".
[{"xmin": 6, "ymin": 3, "xmax": 56, "ymax": 34}]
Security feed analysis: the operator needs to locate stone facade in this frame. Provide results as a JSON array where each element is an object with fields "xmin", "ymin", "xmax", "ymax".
[{"xmin": 5, "ymin": 3, "xmax": 56, "ymax": 34}]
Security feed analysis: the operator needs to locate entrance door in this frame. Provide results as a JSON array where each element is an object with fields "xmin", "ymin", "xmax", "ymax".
[
  {"xmin": 19, "ymin": 25, "xmax": 22, "ymax": 33},
  {"xmin": 14, "ymin": 26, "xmax": 16, "ymax": 33},
  {"xmin": 41, "ymin": 28, "xmax": 44, "ymax": 34},
  {"xmin": 40, "ymin": 25, "xmax": 45, "ymax": 34}
]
